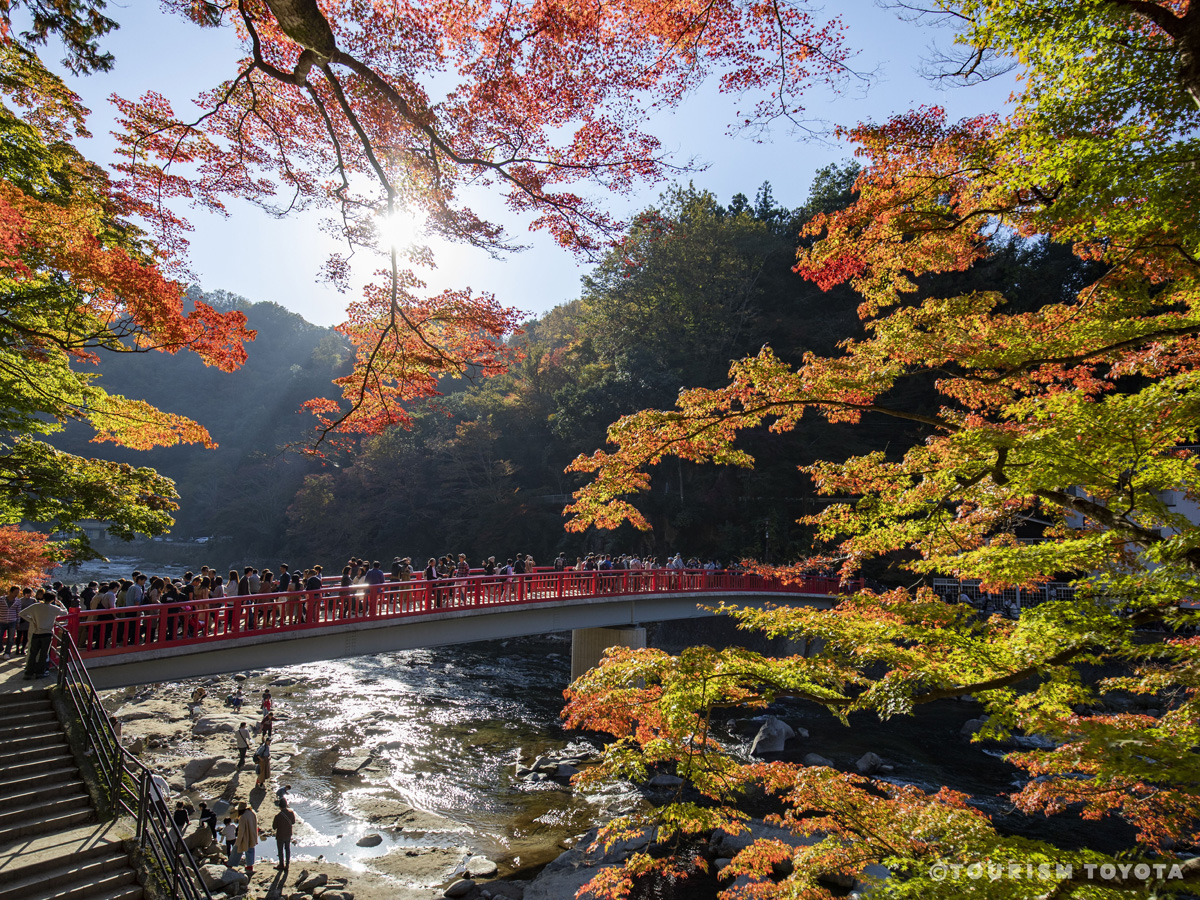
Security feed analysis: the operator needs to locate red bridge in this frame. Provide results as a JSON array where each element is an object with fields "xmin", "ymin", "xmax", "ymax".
[{"xmin": 62, "ymin": 568, "xmax": 854, "ymax": 689}]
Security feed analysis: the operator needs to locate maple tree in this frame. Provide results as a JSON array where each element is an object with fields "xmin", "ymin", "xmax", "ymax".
[
  {"xmin": 93, "ymin": 0, "xmax": 857, "ymax": 441},
  {"xmin": 0, "ymin": 28, "xmax": 253, "ymax": 568},
  {"xmin": 564, "ymin": 1, "xmax": 1200, "ymax": 898}
]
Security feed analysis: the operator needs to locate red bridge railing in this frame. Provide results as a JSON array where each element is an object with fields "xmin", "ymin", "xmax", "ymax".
[{"xmin": 62, "ymin": 568, "xmax": 855, "ymax": 661}]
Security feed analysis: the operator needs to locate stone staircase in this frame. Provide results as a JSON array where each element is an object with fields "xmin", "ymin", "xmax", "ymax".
[{"xmin": 0, "ymin": 690, "xmax": 143, "ymax": 900}]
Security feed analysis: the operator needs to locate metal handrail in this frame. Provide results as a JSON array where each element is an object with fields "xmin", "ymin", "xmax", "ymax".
[{"xmin": 55, "ymin": 626, "xmax": 215, "ymax": 900}]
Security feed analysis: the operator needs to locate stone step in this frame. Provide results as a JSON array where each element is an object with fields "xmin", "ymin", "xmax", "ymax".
[
  {"xmin": 2, "ymin": 865, "xmax": 140, "ymax": 900},
  {"xmin": 0, "ymin": 717, "xmax": 60, "ymax": 739},
  {"xmin": 0, "ymin": 849, "xmax": 132, "ymax": 900},
  {"xmin": 0, "ymin": 806, "xmax": 94, "ymax": 848},
  {"xmin": 0, "ymin": 731, "xmax": 68, "ymax": 752},
  {"xmin": 0, "ymin": 764, "xmax": 81, "ymax": 792},
  {"xmin": 0, "ymin": 752, "xmax": 76, "ymax": 783},
  {"xmin": 0, "ymin": 777, "xmax": 88, "ymax": 811},
  {"xmin": 0, "ymin": 794, "xmax": 92, "ymax": 840},
  {"xmin": 0, "ymin": 708, "xmax": 58, "ymax": 727},
  {"xmin": 0, "ymin": 696, "xmax": 53, "ymax": 716},
  {"xmin": 0, "ymin": 820, "xmax": 135, "ymax": 882}
]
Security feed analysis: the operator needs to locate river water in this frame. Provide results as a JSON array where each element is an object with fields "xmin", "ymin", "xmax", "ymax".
[
  {"xmin": 259, "ymin": 637, "xmax": 636, "ymax": 873},
  {"xmin": 70, "ymin": 555, "xmax": 644, "ymax": 875}
]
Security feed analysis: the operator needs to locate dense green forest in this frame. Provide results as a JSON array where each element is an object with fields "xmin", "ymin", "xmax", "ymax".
[{"xmin": 52, "ymin": 169, "xmax": 1094, "ymax": 572}]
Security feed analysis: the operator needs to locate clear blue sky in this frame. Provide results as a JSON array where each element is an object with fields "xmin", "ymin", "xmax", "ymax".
[{"xmin": 61, "ymin": 1, "xmax": 1013, "ymax": 328}]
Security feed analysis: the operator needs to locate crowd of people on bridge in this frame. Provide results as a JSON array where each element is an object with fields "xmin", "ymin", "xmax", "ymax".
[{"xmin": 1, "ymin": 548, "xmax": 740, "ymax": 662}]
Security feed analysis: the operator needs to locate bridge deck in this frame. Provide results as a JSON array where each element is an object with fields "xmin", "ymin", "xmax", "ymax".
[{"xmin": 56, "ymin": 570, "xmax": 851, "ymax": 688}]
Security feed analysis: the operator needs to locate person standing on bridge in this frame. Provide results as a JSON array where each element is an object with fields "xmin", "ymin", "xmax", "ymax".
[
  {"xmin": 512, "ymin": 553, "xmax": 527, "ymax": 601},
  {"xmin": 423, "ymin": 558, "xmax": 439, "ymax": 609},
  {"xmin": 364, "ymin": 561, "xmax": 385, "ymax": 614}
]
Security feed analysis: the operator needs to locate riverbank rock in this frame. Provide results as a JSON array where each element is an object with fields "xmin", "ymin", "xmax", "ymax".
[
  {"xmin": 349, "ymin": 796, "xmax": 462, "ymax": 835},
  {"xmin": 855, "ymin": 862, "xmax": 891, "ymax": 894},
  {"xmin": 356, "ymin": 833, "xmax": 383, "ymax": 847},
  {"xmin": 465, "ymin": 856, "xmax": 498, "ymax": 878},
  {"xmin": 1010, "ymin": 733, "xmax": 1057, "ymax": 750},
  {"xmin": 855, "ymin": 752, "xmax": 884, "ymax": 775},
  {"xmin": 193, "ymin": 713, "xmax": 248, "ymax": 735},
  {"xmin": 183, "ymin": 755, "xmax": 221, "ymax": 785},
  {"xmin": 711, "ymin": 820, "xmax": 819, "ymax": 859},
  {"xmin": 803, "ymin": 753, "xmax": 834, "ymax": 767},
  {"xmin": 750, "ymin": 718, "xmax": 796, "ymax": 756},
  {"xmin": 444, "ymin": 880, "xmax": 474, "ymax": 898},
  {"xmin": 960, "ymin": 717, "xmax": 989, "ymax": 738},
  {"xmin": 333, "ymin": 756, "xmax": 370, "ymax": 776},
  {"xmin": 200, "ymin": 864, "xmax": 249, "ymax": 891},
  {"xmin": 647, "ymin": 774, "xmax": 683, "ymax": 788},
  {"xmin": 117, "ymin": 698, "xmax": 187, "ymax": 720},
  {"xmin": 296, "ymin": 872, "xmax": 328, "ymax": 892},
  {"xmin": 522, "ymin": 829, "xmax": 632, "ymax": 900}
]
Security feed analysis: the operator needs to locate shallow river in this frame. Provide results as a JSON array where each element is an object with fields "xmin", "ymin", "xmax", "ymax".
[{"xmin": 260, "ymin": 636, "xmax": 629, "ymax": 872}]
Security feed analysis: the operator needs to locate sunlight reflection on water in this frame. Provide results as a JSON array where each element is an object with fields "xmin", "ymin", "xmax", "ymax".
[{"xmin": 257, "ymin": 637, "xmax": 615, "ymax": 862}]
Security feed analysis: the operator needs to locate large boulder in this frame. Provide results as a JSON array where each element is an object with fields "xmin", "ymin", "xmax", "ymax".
[
  {"xmin": 855, "ymin": 752, "xmax": 884, "ymax": 775},
  {"xmin": 207, "ymin": 759, "xmax": 238, "ymax": 780},
  {"xmin": 1010, "ymin": 733, "xmax": 1057, "ymax": 750},
  {"xmin": 960, "ymin": 717, "xmax": 989, "ymax": 738},
  {"xmin": 749, "ymin": 717, "xmax": 796, "ymax": 756},
  {"xmin": 803, "ymin": 753, "xmax": 834, "ymax": 768},
  {"xmin": 199, "ymin": 865, "xmax": 248, "ymax": 891},
  {"xmin": 465, "ymin": 856, "xmax": 498, "ymax": 878},
  {"xmin": 296, "ymin": 872, "xmax": 328, "ymax": 892},
  {"xmin": 444, "ymin": 879, "xmax": 474, "ymax": 898},
  {"xmin": 192, "ymin": 713, "xmax": 248, "ymax": 736},
  {"xmin": 524, "ymin": 828, "xmax": 652, "ymax": 900},
  {"xmin": 855, "ymin": 862, "xmax": 892, "ymax": 894},
  {"xmin": 182, "ymin": 756, "xmax": 221, "ymax": 786},
  {"xmin": 711, "ymin": 820, "xmax": 819, "ymax": 860},
  {"xmin": 332, "ymin": 756, "xmax": 370, "ymax": 776},
  {"xmin": 184, "ymin": 826, "xmax": 214, "ymax": 854}
]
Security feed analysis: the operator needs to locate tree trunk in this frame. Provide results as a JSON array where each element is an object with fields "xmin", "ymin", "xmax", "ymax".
[{"xmin": 263, "ymin": 0, "xmax": 337, "ymax": 58}]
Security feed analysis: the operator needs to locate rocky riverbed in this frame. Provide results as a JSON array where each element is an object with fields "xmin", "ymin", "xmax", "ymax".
[
  {"xmin": 104, "ymin": 632, "xmax": 1163, "ymax": 900},
  {"xmin": 105, "ymin": 637, "xmax": 651, "ymax": 900}
]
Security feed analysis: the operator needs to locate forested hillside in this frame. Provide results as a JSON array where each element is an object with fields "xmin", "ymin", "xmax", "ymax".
[
  {"xmin": 53, "ymin": 171, "xmax": 1093, "ymax": 571},
  {"xmin": 49, "ymin": 290, "xmax": 349, "ymax": 557},
  {"xmin": 284, "ymin": 172, "xmax": 1096, "ymax": 570}
]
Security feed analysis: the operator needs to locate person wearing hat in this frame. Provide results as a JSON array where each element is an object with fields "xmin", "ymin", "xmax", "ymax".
[{"xmin": 232, "ymin": 801, "xmax": 259, "ymax": 874}]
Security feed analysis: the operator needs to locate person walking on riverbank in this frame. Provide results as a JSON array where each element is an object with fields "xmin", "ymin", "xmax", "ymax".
[
  {"xmin": 272, "ymin": 801, "xmax": 296, "ymax": 870},
  {"xmin": 235, "ymin": 722, "xmax": 252, "ymax": 767},
  {"xmin": 254, "ymin": 737, "xmax": 272, "ymax": 787},
  {"xmin": 198, "ymin": 801, "xmax": 217, "ymax": 839},
  {"xmin": 232, "ymin": 802, "xmax": 259, "ymax": 875}
]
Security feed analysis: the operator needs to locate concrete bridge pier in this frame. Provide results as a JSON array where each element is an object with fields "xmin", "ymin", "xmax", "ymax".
[{"xmin": 571, "ymin": 626, "xmax": 647, "ymax": 681}]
